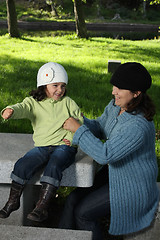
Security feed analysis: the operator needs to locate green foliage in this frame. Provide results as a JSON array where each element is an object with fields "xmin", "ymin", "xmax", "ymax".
[
  {"xmin": 150, "ymin": 0, "xmax": 160, "ymax": 4},
  {"xmin": 0, "ymin": 1, "xmax": 7, "ymax": 20},
  {"xmin": 0, "ymin": 0, "xmax": 160, "ymax": 23}
]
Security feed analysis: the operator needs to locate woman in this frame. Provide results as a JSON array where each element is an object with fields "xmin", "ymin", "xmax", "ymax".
[{"xmin": 60, "ymin": 62, "xmax": 159, "ymax": 239}]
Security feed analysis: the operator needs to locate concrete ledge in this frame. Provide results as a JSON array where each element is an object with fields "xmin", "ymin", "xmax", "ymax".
[
  {"xmin": 0, "ymin": 225, "xmax": 92, "ymax": 240},
  {"xmin": 124, "ymin": 211, "xmax": 160, "ymax": 240},
  {"xmin": 0, "ymin": 133, "xmax": 97, "ymax": 187}
]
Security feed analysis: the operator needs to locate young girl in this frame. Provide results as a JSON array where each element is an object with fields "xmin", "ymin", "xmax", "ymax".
[{"xmin": 0, "ymin": 62, "xmax": 83, "ymax": 222}]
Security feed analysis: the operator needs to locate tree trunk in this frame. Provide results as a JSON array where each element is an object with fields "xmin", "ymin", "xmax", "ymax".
[
  {"xmin": 143, "ymin": 0, "xmax": 146, "ymax": 18},
  {"xmin": 6, "ymin": 0, "xmax": 20, "ymax": 38},
  {"xmin": 73, "ymin": 0, "xmax": 87, "ymax": 38},
  {"xmin": 51, "ymin": 2, "xmax": 59, "ymax": 18}
]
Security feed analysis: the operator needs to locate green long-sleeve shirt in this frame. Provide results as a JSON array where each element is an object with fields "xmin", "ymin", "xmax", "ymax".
[{"xmin": 2, "ymin": 96, "xmax": 83, "ymax": 146}]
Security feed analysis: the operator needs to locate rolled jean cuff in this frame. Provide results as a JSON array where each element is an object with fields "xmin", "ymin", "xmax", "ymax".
[
  {"xmin": 40, "ymin": 175, "xmax": 60, "ymax": 188},
  {"xmin": 10, "ymin": 172, "xmax": 27, "ymax": 185}
]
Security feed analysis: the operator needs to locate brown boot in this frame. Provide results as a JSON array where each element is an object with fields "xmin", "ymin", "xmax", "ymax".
[
  {"xmin": 27, "ymin": 183, "xmax": 56, "ymax": 222},
  {"xmin": 0, "ymin": 181, "xmax": 24, "ymax": 218}
]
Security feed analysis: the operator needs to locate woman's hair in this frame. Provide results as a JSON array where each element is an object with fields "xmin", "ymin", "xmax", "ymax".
[
  {"xmin": 29, "ymin": 85, "xmax": 67, "ymax": 101},
  {"xmin": 29, "ymin": 86, "xmax": 47, "ymax": 101},
  {"xmin": 126, "ymin": 92, "xmax": 156, "ymax": 121}
]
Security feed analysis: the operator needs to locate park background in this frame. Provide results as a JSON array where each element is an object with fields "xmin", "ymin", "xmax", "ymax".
[{"xmin": 0, "ymin": 1, "xmax": 160, "ymax": 238}]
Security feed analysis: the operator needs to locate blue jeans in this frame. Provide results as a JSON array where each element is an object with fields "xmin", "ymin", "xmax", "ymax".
[
  {"xmin": 59, "ymin": 165, "xmax": 110, "ymax": 240},
  {"xmin": 11, "ymin": 145, "xmax": 77, "ymax": 187}
]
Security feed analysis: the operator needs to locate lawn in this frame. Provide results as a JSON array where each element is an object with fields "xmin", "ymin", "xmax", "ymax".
[{"xmin": 0, "ymin": 33, "xmax": 160, "ymax": 180}]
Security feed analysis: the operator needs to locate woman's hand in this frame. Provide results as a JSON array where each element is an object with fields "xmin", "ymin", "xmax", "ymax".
[
  {"xmin": 63, "ymin": 117, "xmax": 81, "ymax": 133},
  {"xmin": 2, "ymin": 108, "xmax": 14, "ymax": 120}
]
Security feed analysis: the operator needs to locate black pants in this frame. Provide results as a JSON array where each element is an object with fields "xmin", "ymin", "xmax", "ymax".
[{"xmin": 59, "ymin": 165, "xmax": 110, "ymax": 240}]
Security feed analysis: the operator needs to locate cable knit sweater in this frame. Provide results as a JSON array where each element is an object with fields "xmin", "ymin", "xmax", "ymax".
[{"xmin": 72, "ymin": 99, "xmax": 159, "ymax": 235}]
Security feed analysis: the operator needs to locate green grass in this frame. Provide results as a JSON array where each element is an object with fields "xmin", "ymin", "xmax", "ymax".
[{"xmin": 0, "ymin": 33, "xmax": 160, "ymax": 180}]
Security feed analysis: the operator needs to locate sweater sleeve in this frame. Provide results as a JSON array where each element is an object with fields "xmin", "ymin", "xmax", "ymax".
[
  {"xmin": 67, "ymin": 97, "xmax": 84, "ymax": 124},
  {"xmin": 72, "ymin": 120, "xmax": 147, "ymax": 165},
  {"xmin": 83, "ymin": 116, "xmax": 104, "ymax": 139},
  {"xmin": 1, "ymin": 97, "xmax": 33, "ymax": 121}
]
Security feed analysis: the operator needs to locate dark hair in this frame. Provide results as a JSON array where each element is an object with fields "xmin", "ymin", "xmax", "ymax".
[
  {"xmin": 29, "ymin": 86, "xmax": 47, "ymax": 101},
  {"xmin": 126, "ymin": 92, "xmax": 156, "ymax": 121},
  {"xmin": 29, "ymin": 85, "xmax": 67, "ymax": 101}
]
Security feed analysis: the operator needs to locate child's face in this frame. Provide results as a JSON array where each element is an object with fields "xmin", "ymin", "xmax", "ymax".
[{"xmin": 45, "ymin": 82, "xmax": 66, "ymax": 100}]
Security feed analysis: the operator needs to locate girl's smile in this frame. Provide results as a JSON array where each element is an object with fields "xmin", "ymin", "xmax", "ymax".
[{"xmin": 45, "ymin": 82, "xmax": 66, "ymax": 100}]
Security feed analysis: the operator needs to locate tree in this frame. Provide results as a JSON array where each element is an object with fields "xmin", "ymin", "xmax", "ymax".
[
  {"xmin": 6, "ymin": 0, "xmax": 20, "ymax": 38},
  {"xmin": 46, "ymin": 0, "xmax": 59, "ymax": 17},
  {"xmin": 73, "ymin": 0, "xmax": 88, "ymax": 38}
]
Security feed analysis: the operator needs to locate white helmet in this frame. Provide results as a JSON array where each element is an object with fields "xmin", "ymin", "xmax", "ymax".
[{"xmin": 37, "ymin": 62, "xmax": 68, "ymax": 87}]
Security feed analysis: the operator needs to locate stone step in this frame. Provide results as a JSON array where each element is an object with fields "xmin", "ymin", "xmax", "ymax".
[
  {"xmin": 123, "ymin": 211, "xmax": 160, "ymax": 240},
  {"xmin": 0, "ymin": 225, "xmax": 92, "ymax": 240}
]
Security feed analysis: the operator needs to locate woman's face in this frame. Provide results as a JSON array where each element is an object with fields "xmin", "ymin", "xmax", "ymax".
[
  {"xmin": 45, "ymin": 82, "xmax": 66, "ymax": 100},
  {"xmin": 112, "ymin": 86, "xmax": 140, "ymax": 109}
]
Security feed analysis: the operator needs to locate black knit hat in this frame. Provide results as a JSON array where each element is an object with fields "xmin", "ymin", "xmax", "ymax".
[{"xmin": 110, "ymin": 62, "xmax": 152, "ymax": 93}]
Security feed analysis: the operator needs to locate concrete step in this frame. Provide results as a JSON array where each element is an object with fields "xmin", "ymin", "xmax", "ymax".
[
  {"xmin": 124, "ymin": 211, "xmax": 160, "ymax": 240},
  {"xmin": 0, "ymin": 225, "xmax": 92, "ymax": 240}
]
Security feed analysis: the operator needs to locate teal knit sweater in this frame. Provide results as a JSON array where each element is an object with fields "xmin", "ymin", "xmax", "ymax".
[{"xmin": 72, "ymin": 99, "xmax": 159, "ymax": 235}]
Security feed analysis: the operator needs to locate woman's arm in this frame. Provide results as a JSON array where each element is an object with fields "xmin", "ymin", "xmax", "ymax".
[
  {"xmin": 83, "ymin": 116, "xmax": 104, "ymax": 139},
  {"xmin": 70, "ymin": 117, "xmax": 150, "ymax": 166}
]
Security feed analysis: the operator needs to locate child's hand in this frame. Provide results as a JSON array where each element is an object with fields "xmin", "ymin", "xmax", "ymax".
[
  {"xmin": 63, "ymin": 117, "xmax": 81, "ymax": 133},
  {"xmin": 63, "ymin": 139, "xmax": 71, "ymax": 146},
  {"xmin": 2, "ymin": 108, "xmax": 14, "ymax": 120}
]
